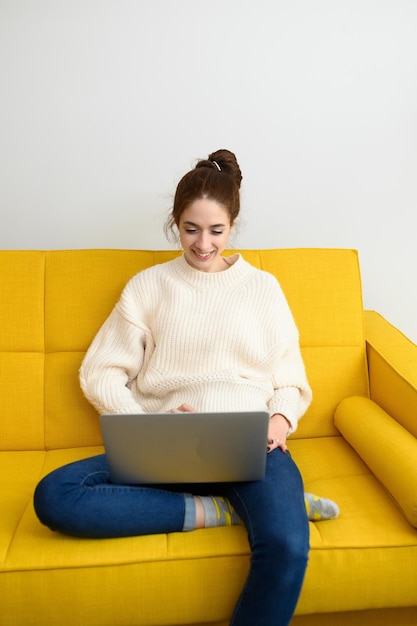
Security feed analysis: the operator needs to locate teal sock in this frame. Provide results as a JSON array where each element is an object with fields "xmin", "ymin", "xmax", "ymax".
[
  {"xmin": 198, "ymin": 496, "xmax": 242, "ymax": 528},
  {"xmin": 304, "ymin": 492, "xmax": 339, "ymax": 521}
]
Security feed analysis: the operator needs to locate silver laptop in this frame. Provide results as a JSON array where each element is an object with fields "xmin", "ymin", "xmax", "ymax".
[{"xmin": 100, "ymin": 411, "xmax": 269, "ymax": 484}]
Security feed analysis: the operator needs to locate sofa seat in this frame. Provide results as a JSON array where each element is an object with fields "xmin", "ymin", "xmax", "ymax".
[{"xmin": 2, "ymin": 432, "xmax": 416, "ymax": 626}]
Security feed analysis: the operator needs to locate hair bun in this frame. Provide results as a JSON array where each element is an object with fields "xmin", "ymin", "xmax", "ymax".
[
  {"xmin": 208, "ymin": 149, "xmax": 242, "ymax": 189},
  {"xmin": 195, "ymin": 149, "xmax": 242, "ymax": 189}
]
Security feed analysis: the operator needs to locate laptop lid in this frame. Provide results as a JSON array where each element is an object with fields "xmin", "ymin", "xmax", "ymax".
[{"xmin": 100, "ymin": 411, "xmax": 269, "ymax": 484}]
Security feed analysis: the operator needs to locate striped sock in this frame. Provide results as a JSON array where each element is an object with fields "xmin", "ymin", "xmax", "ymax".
[
  {"xmin": 198, "ymin": 496, "xmax": 242, "ymax": 528},
  {"xmin": 196, "ymin": 492, "xmax": 339, "ymax": 529},
  {"xmin": 304, "ymin": 493, "xmax": 339, "ymax": 520}
]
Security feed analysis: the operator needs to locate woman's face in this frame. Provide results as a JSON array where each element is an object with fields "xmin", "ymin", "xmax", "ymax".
[{"xmin": 178, "ymin": 198, "xmax": 233, "ymax": 273}]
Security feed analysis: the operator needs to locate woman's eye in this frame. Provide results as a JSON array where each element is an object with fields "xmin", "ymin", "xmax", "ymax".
[{"xmin": 184, "ymin": 228, "xmax": 223, "ymax": 235}]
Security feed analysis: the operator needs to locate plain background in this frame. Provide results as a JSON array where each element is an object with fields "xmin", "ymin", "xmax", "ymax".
[{"xmin": 1, "ymin": 0, "xmax": 416, "ymax": 342}]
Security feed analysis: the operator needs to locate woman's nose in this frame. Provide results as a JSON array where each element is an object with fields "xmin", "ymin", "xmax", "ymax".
[{"xmin": 197, "ymin": 231, "xmax": 210, "ymax": 249}]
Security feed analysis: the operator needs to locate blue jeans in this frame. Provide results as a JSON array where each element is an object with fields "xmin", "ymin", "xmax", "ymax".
[{"xmin": 34, "ymin": 450, "xmax": 309, "ymax": 626}]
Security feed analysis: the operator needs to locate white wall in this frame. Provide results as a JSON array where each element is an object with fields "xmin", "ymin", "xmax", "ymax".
[{"xmin": 1, "ymin": 0, "xmax": 416, "ymax": 342}]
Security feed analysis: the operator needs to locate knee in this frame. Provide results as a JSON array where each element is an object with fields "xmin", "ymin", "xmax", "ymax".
[
  {"xmin": 34, "ymin": 455, "xmax": 110, "ymax": 536},
  {"xmin": 255, "ymin": 523, "xmax": 310, "ymax": 573},
  {"xmin": 33, "ymin": 472, "xmax": 63, "ymax": 530},
  {"xmin": 281, "ymin": 531, "xmax": 310, "ymax": 570},
  {"xmin": 34, "ymin": 462, "xmax": 83, "ymax": 532}
]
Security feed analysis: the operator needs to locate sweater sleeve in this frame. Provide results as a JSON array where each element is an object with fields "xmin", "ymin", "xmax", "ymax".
[
  {"xmin": 79, "ymin": 288, "xmax": 150, "ymax": 415},
  {"xmin": 266, "ymin": 280, "xmax": 312, "ymax": 433},
  {"xmin": 268, "ymin": 332, "xmax": 312, "ymax": 433}
]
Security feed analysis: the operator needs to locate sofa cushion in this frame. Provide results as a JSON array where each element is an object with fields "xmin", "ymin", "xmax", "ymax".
[
  {"xmin": 0, "ymin": 252, "xmax": 46, "ymax": 451},
  {"xmin": 0, "ymin": 249, "xmax": 370, "ymax": 451},
  {"xmin": 335, "ymin": 396, "xmax": 417, "ymax": 528},
  {"xmin": 2, "ymin": 437, "xmax": 417, "ymax": 625}
]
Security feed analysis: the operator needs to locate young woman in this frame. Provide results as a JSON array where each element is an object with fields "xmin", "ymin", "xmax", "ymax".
[{"xmin": 34, "ymin": 149, "xmax": 337, "ymax": 626}]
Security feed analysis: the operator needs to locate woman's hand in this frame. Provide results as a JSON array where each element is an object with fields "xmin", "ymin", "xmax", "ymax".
[
  {"xmin": 267, "ymin": 413, "xmax": 291, "ymax": 453},
  {"xmin": 168, "ymin": 404, "xmax": 196, "ymax": 413}
]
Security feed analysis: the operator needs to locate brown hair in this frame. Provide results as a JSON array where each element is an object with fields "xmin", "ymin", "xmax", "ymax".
[{"xmin": 165, "ymin": 149, "xmax": 242, "ymax": 241}]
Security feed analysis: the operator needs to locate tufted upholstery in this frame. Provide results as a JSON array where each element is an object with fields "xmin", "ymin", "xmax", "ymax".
[{"xmin": 1, "ymin": 249, "xmax": 416, "ymax": 626}]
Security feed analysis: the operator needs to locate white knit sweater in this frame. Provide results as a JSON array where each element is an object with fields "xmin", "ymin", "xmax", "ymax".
[{"xmin": 80, "ymin": 254, "xmax": 312, "ymax": 432}]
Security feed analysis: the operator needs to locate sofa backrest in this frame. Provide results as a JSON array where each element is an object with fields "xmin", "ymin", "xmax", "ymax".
[{"xmin": 0, "ymin": 249, "xmax": 369, "ymax": 451}]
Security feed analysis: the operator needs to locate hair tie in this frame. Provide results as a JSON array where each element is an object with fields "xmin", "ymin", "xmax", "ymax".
[{"xmin": 212, "ymin": 160, "xmax": 221, "ymax": 172}]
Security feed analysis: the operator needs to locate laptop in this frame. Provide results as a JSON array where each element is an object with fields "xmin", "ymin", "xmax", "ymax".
[{"xmin": 100, "ymin": 411, "xmax": 269, "ymax": 484}]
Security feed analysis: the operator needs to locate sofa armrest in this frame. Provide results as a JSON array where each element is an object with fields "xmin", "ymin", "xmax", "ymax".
[
  {"xmin": 364, "ymin": 310, "xmax": 417, "ymax": 438},
  {"xmin": 335, "ymin": 396, "xmax": 417, "ymax": 528}
]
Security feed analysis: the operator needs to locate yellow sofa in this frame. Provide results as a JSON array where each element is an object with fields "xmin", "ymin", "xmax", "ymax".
[{"xmin": 1, "ymin": 248, "xmax": 417, "ymax": 626}]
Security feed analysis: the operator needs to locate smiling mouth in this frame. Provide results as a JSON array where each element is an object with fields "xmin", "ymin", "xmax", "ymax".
[{"xmin": 192, "ymin": 250, "xmax": 215, "ymax": 260}]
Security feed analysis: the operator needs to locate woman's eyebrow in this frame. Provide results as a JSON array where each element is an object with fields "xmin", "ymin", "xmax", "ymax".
[{"xmin": 183, "ymin": 221, "xmax": 226, "ymax": 228}]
